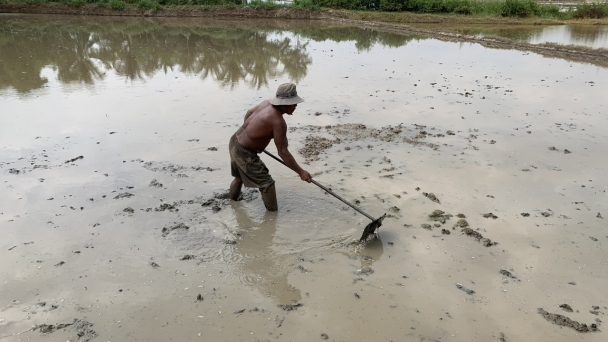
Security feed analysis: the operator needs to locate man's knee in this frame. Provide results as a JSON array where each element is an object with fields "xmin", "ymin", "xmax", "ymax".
[
  {"xmin": 260, "ymin": 183, "xmax": 277, "ymax": 211},
  {"xmin": 229, "ymin": 177, "xmax": 243, "ymax": 201}
]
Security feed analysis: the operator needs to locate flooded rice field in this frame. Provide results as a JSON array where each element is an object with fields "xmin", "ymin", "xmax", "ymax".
[
  {"xmin": 412, "ymin": 24, "xmax": 608, "ymax": 49},
  {"xmin": 1, "ymin": 14, "xmax": 607, "ymax": 342}
]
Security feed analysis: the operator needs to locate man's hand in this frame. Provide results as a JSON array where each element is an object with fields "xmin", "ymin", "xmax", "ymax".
[{"xmin": 299, "ymin": 170, "xmax": 312, "ymax": 183}]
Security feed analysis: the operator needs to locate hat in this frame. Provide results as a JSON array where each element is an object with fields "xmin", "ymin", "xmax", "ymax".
[{"xmin": 269, "ymin": 83, "xmax": 304, "ymax": 106}]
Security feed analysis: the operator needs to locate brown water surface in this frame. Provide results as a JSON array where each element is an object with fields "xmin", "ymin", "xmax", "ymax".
[
  {"xmin": 1, "ymin": 14, "xmax": 607, "ymax": 342},
  {"xmin": 411, "ymin": 23, "xmax": 608, "ymax": 49}
]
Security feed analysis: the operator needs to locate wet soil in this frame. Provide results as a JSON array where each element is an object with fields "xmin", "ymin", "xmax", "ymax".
[{"xmin": 538, "ymin": 308, "xmax": 599, "ymax": 333}]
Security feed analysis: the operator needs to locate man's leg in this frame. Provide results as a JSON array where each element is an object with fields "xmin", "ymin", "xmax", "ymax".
[
  {"xmin": 260, "ymin": 183, "xmax": 278, "ymax": 212},
  {"xmin": 229, "ymin": 177, "xmax": 243, "ymax": 201}
]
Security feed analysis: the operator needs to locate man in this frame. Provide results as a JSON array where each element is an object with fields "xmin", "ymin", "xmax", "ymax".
[{"xmin": 229, "ymin": 83, "xmax": 312, "ymax": 211}]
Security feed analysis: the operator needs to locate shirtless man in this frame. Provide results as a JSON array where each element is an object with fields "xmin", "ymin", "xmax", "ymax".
[{"xmin": 229, "ymin": 83, "xmax": 312, "ymax": 211}]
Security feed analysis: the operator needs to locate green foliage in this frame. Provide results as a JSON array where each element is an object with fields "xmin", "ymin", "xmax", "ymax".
[
  {"xmin": 68, "ymin": 0, "xmax": 86, "ymax": 6},
  {"xmin": 294, "ymin": 0, "xmax": 321, "ymax": 10},
  {"xmin": 306, "ymin": 0, "xmax": 564, "ymax": 18},
  {"xmin": 574, "ymin": 3, "xmax": 608, "ymax": 19},
  {"xmin": 138, "ymin": 0, "xmax": 161, "ymax": 10},
  {"xmin": 248, "ymin": 0, "xmax": 281, "ymax": 9},
  {"xmin": 109, "ymin": 0, "xmax": 126, "ymax": 9},
  {"xmin": 500, "ymin": 0, "xmax": 539, "ymax": 17},
  {"xmin": 311, "ymin": 0, "xmax": 379, "ymax": 10}
]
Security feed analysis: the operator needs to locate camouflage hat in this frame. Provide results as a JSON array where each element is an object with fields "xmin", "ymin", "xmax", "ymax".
[{"xmin": 269, "ymin": 83, "xmax": 304, "ymax": 106}]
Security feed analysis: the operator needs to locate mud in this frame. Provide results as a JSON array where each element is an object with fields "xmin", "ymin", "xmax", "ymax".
[
  {"xmin": 455, "ymin": 283, "xmax": 475, "ymax": 295},
  {"xmin": 499, "ymin": 269, "xmax": 519, "ymax": 281},
  {"xmin": 35, "ymin": 319, "xmax": 97, "ymax": 341},
  {"xmin": 462, "ymin": 228, "xmax": 498, "ymax": 247},
  {"xmin": 428, "ymin": 210, "xmax": 452, "ymax": 224},
  {"xmin": 161, "ymin": 222, "xmax": 189, "ymax": 237},
  {"xmin": 423, "ymin": 192, "xmax": 440, "ymax": 204},
  {"xmin": 538, "ymin": 308, "xmax": 599, "ymax": 333}
]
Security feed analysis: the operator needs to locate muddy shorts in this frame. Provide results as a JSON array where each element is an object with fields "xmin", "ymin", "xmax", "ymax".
[{"xmin": 229, "ymin": 134, "xmax": 274, "ymax": 189}]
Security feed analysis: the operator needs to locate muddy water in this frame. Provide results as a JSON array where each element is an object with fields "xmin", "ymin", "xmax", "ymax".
[
  {"xmin": 412, "ymin": 23, "xmax": 608, "ymax": 49},
  {"xmin": 1, "ymin": 14, "xmax": 607, "ymax": 342}
]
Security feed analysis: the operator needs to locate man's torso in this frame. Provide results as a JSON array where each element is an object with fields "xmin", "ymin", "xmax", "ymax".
[{"xmin": 235, "ymin": 100, "xmax": 283, "ymax": 153}]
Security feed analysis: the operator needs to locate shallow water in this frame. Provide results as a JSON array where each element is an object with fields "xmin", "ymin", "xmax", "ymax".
[
  {"xmin": 1, "ymin": 14, "xmax": 607, "ymax": 342},
  {"xmin": 413, "ymin": 23, "xmax": 608, "ymax": 49}
]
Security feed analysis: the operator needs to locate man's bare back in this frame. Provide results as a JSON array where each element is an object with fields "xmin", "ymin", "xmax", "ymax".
[
  {"xmin": 235, "ymin": 100, "xmax": 311, "ymax": 182},
  {"xmin": 235, "ymin": 100, "xmax": 276, "ymax": 153}
]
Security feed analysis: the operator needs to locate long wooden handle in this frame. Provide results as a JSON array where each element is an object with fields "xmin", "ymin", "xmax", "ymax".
[{"xmin": 263, "ymin": 150, "xmax": 376, "ymax": 221}]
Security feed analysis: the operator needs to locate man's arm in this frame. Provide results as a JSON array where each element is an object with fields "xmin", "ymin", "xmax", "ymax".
[{"xmin": 273, "ymin": 120, "xmax": 311, "ymax": 183}]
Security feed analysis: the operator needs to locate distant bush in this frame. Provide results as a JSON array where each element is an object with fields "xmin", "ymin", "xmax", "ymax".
[
  {"xmin": 109, "ymin": 0, "xmax": 126, "ymax": 9},
  {"xmin": 294, "ymin": 0, "xmax": 321, "ymax": 10},
  {"xmin": 311, "ymin": 0, "xmax": 379, "ymax": 10},
  {"xmin": 574, "ymin": 3, "xmax": 608, "ymax": 19},
  {"xmin": 500, "ymin": 0, "xmax": 539, "ymax": 17},
  {"xmin": 138, "ymin": 0, "xmax": 160, "ymax": 9}
]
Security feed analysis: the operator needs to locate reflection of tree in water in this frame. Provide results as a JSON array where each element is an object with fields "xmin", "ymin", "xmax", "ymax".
[
  {"xmin": 292, "ymin": 26, "xmax": 422, "ymax": 51},
  {"xmin": 55, "ymin": 31, "xmax": 106, "ymax": 84},
  {"xmin": 0, "ymin": 20, "xmax": 418, "ymax": 94}
]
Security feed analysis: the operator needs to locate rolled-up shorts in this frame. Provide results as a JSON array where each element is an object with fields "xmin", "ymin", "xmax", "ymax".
[{"xmin": 229, "ymin": 134, "xmax": 274, "ymax": 189}]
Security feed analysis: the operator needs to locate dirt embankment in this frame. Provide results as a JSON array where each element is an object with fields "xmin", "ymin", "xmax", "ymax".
[{"xmin": 1, "ymin": 3, "xmax": 608, "ymax": 66}]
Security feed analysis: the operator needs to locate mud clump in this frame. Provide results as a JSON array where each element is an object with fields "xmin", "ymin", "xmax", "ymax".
[
  {"xmin": 537, "ymin": 308, "xmax": 598, "ymax": 332},
  {"xmin": 441, "ymin": 229, "xmax": 451, "ymax": 235},
  {"xmin": 559, "ymin": 304, "xmax": 573, "ymax": 312},
  {"xmin": 482, "ymin": 212, "xmax": 498, "ymax": 219},
  {"xmin": 421, "ymin": 223, "xmax": 432, "ymax": 230},
  {"xmin": 428, "ymin": 210, "xmax": 452, "ymax": 224},
  {"xmin": 423, "ymin": 192, "xmax": 440, "ymax": 204},
  {"xmin": 161, "ymin": 222, "xmax": 189, "ymax": 237},
  {"xmin": 35, "ymin": 319, "xmax": 97, "ymax": 341},
  {"xmin": 462, "ymin": 228, "xmax": 497, "ymax": 247},
  {"xmin": 357, "ymin": 266, "xmax": 374, "ymax": 275},
  {"xmin": 123, "ymin": 207, "xmax": 134, "ymax": 214},
  {"xmin": 279, "ymin": 303, "xmax": 302, "ymax": 311},
  {"xmin": 155, "ymin": 203, "xmax": 177, "ymax": 212},
  {"xmin": 65, "ymin": 156, "xmax": 84, "ymax": 164},
  {"xmin": 455, "ymin": 283, "xmax": 475, "ymax": 295},
  {"xmin": 149, "ymin": 179, "xmax": 163, "ymax": 188},
  {"xmin": 113, "ymin": 192, "xmax": 134, "ymax": 199},
  {"xmin": 453, "ymin": 218, "xmax": 469, "ymax": 229},
  {"xmin": 299, "ymin": 135, "xmax": 339, "ymax": 162},
  {"xmin": 499, "ymin": 269, "xmax": 519, "ymax": 281},
  {"xmin": 294, "ymin": 123, "xmax": 438, "ymax": 162},
  {"xmin": 143, "ymin": 161, "xmax": 186, "ymax": 173}
]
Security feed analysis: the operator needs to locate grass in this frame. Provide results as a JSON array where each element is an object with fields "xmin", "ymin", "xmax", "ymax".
[{"xmin": 2, "ymin": 0, "xmax": 608, "ymax": 19}]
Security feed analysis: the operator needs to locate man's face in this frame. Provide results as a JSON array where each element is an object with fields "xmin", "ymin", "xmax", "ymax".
[{"xmin": 285, "ymin": 104, "xmax": 297, "ymax": 115}]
